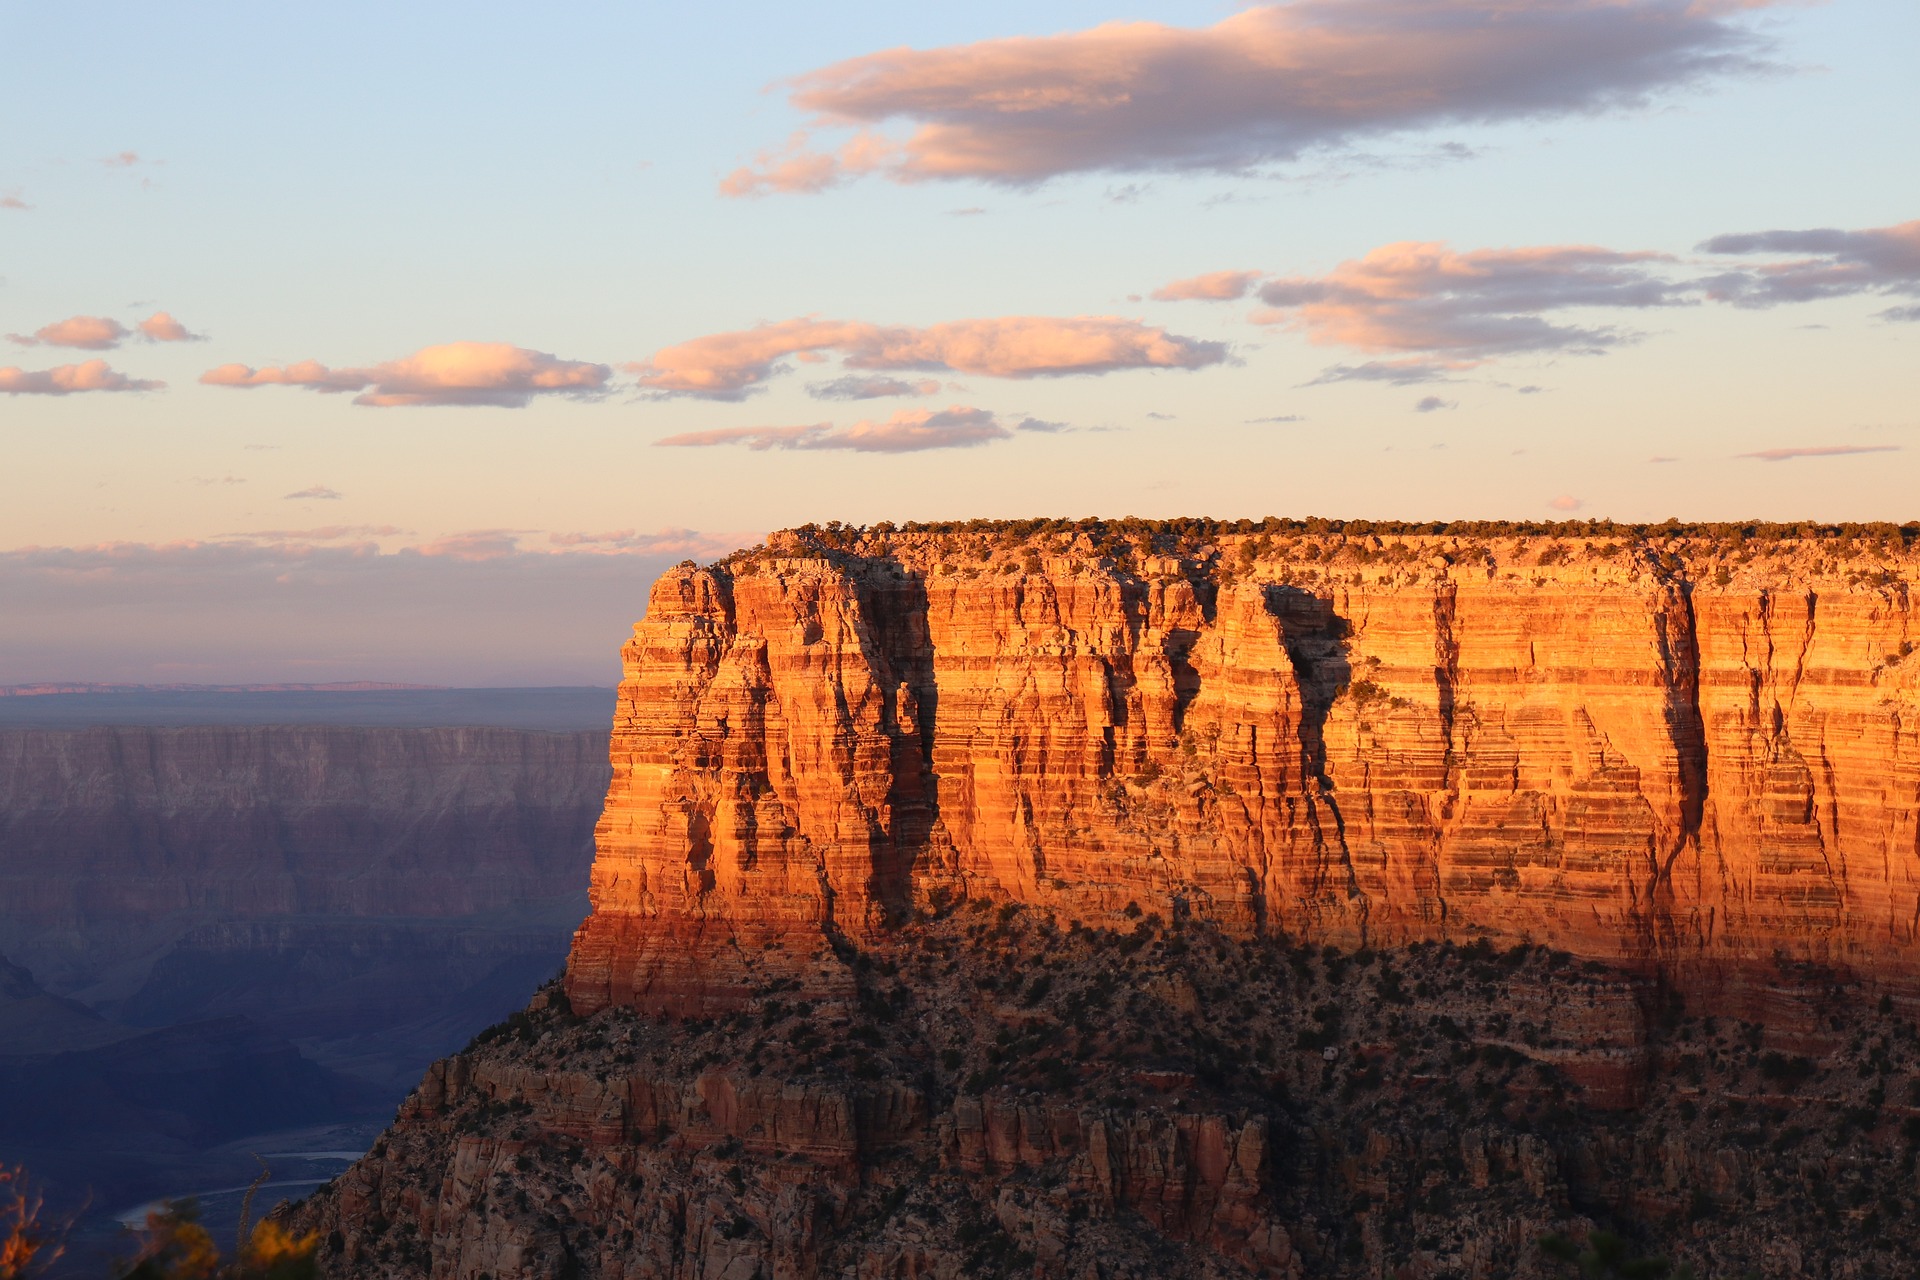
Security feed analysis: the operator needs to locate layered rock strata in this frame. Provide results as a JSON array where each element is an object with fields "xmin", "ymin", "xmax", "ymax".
[
  {"xmin": 295, "ymin": 520, "xmax": 1920, "ymax": 1280},
  {"xmin": 569, "ymin": 523, "xmax": 1920, "ymax": 1017}
]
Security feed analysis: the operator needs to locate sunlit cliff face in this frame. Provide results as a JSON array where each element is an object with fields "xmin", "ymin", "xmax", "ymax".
[{"xmin": 566, "ymin": 519, "xmax": 1920, "ymax": 1019}]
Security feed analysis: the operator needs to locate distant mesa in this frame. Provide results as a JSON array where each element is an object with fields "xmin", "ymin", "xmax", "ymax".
[{"xmin": 0, "ymin": 681, "xmax": 446, "ymax": 696}]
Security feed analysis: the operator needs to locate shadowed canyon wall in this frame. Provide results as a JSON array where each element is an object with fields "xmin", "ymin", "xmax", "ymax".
[{"xmin": 568, "ymin": 522, "xmax": 1920, "ymax": 1017}]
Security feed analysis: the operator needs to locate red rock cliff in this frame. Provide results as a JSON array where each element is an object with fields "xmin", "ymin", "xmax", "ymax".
[{"xmin": 566, "ymin": 522, "xmax": 1920, "ymax": 1016}]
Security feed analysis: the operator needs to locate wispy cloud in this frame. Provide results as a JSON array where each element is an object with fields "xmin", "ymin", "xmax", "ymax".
[
  {"xmin": 284, "ymin": 486, "xmax": 343, "ymax": 500},
  {"xmin": 1304, "ymin": 359, "xmax": 1460, "ymax": 387},
  {"xmin": 1700, "ymin": 220, "xmax": 1920, "ymax": 316},
  {"xmin": 1738, "ymin": 444, "xmax": 1901, "ymax": 462},
  {"xmin": 545, "ymin": 528, "xmax": 746, "ymax": 556},
  {"xmin": 231, "ymin": 525, "xmax": 408, "ymax": 541},
  {"xmin": 1151, "ymin": 270, "xmax": 1263, "ymax": 302},
  {"xmin": 1247, "ymin": 414, "xmax": 1304, "ymax": 424},
  {"xmin": 720, "ymin": 0, "xmax": 1777, "ymax": 194},
  {"xmin": 805, "ymin": 373, "xmax": 941, "ymax": 401},
  {"xmin": 1255, "ymin": 241, "xmax": 1688, "ymax": 361},
  {"xmin": 1413, "ymin": 395, "xmax": 1456, "ymax": 413},
  {"xmin": 0, "ymin": 360, "xmax": 163, "ymax": 395},
  {"xmin": 657, "ymin": 405, "xmax": 1014, "ymax": 453},
  {"xmin": 632, "ymin": 316, "xmax": 1225, "ymax": 400},
  {"xmin": 202, "ymin": 341, "xmax": 611, "ymax": 408},
  {"xmin": 0, "ymin": 195, "xmax": 28, "ymax": 211},
  {"xmin": 1548, "ymin": 494, "xmax": 1584, "ymax": 512}
]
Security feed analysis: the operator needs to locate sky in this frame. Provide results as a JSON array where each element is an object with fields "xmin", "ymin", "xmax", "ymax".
[{"xmin": 3, "ymin": 0, "xmax": 1916, "ymax": 684}]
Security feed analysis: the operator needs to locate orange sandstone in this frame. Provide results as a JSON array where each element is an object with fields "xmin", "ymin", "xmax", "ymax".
[{"xmin": 567, "ymin": 524, "xmax": 1920, "ymax": 1017}]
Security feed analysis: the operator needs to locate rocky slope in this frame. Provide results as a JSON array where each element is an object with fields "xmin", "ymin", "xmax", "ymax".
[{"xmin": 292, "ymin": 519, "xmax": 1920, "ymax": 1278}]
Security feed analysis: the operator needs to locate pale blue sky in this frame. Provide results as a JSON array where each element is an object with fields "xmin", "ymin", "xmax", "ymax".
[{"xmin": 3, "ymin": 1, "xmax": 1916, "ymax": 682}]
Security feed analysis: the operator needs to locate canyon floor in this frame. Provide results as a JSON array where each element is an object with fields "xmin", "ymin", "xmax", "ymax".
[{"xmin": 294, "ymin": 903, "xmax": 1918, "ymax": 1280}]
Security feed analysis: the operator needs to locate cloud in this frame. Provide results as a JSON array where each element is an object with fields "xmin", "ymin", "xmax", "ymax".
[
  {"xmin": 202, "ymin": 359, "xmax": 369, "ymax": 394},
  {"xmin": 1303, "ymin": 359, "xmax": 1458, "ymax": 386},
  {"xmin": 1014, "ymin": 416, "xmax": 1070, "ymax": 433},
  {"xmin": 546, "ymin": 528, "xmax": 741, "ymax": 556},
  {"xmin": 634, "ymin": 315, "xmax": 1224, "ymax": 400},
  {"xmin": 1247, "ymin": 414, "xmax": 1304, "ymax": 423},
  {"xmin": 1413, "ymin": 395, "xmax": 1456, "ymax": 412},
  {"xmin": 201, "ymin": 341, "xmax": 611, "ymax": 408},
  {"xmin": 193, "ymin": 475, "xmax": 246, "ymax": 486},
  {"xmin": 1255, "ymin": 241, "xmax": 1689, "ymax": 361},
  {"xmin": 0, "ymin": 533, "xmax": 750, "ymax": 685},
  {"xmin": 0, "ymin": 360, "xmax": 163, "ymax": 395},
  {"xmin": 657, "ymin": 405, "xmax": 1014, "ymax": 453},
  {"xmin": 137, "ymin": 311, "xmax": 205, "ymax": 343},
  {"xmin": 1649, "ymin": 455, "xmax": 1678, "ymax": 463},
  {"xmin": 806, "ymin": 373, "xmax": 942, "ymax": 401},
  {"xmin": 1, "ymin": 195, "xmax": 28, "ymax": 211},
  {"xmin": 1738, "ymin": 445, "xmax": 1901, "ymax": 462},
  {"xmin": 8, "ymin": 316, "xmax": 131, "ymax": 350},
  {"xmin": 413, "ymin": 530, "xmax": 528, "ymax": 562},
  {"xmin": 1151, "ymin": 270, "xmax": 1263, "ymax": 302},
  {"xmin": 231, "ymin": 525, "xmax": 408, "ymax": 541},
  {"xmin": 721, "ymin": 0, "xmax": 1775, "ymax": 193},
  {"xmin": 1699, "ymin": 220, "xmax": 1920, "ymax": 312},
  {"xmin": 99, "ymin": 151, "xmax": 142, "ymax": 168},
  {"xmin": 1548, "ymin": 494, "xmax": 1584, "ymax": 512},
  {"xmin": 284, "ymin": 486, "xmax": 343, "ymax": 500}
]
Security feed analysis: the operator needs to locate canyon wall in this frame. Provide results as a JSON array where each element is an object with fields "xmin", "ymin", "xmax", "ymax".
[
  {"xmin": 0, "ymin": 724, "xmax": 610, "ymax": 1090},
  {"xmin": 568, "ymin": 522, "xmax": 1920, "ymax": 1016}
]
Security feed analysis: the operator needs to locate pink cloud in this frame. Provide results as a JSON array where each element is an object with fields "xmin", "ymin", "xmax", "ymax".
[
  {"xmin": 8, "ymin": 315, "xmax": 131, "ymax": 350},
  {"xmin": 201, "ymin": 341, "xmax": 611, "ymax": 408},
  {"xmin": 1547, "ymin": 494, "xmax": 1584, "ymax": 512},
  {"xmin": 657, "ymin": 405, "xmax": 1013, "ymax": 453},
  {"xmin": 1253, "ymin": 241, "xmax": 1688, "ymax": 360},
  {"xmin": 723, "ymin": 0, "xmax": 1776, "ymax": 193},
  {"xmin": 1739, "ymin": 445, "xmax": 1900, "ymax": 462},
  {"xmin": 202, "ymin": 359, "xmax": 370, "ymax": 393},
  {"xmin": 231, "ymin": 525, "xmax": 408, "ymax": 541},
  {"xmin": 1, "ymin": 196, "xmax": 27, "ymax": 211},
  {"xmin": 137, "ymin": 311, "xmax": 205, "ymax": 343},
  {"xmin": 99, "ymin": 151, "xmax": 142, "ymax": 168},
  {"xmin": 634, "ymin": 316, "xmax": 1225, "ymax": 400},
  {"xmin": 1700, "ymin": 220, "xmax": 1920, "ymax": 315},
  {"xmin": 1151, "ymin": 270, "xmax": 1263, "ymax": 302},
  {"xmin": 546, "ymin": 528, "xmax": 752, "ymax": 557},
  {"xmin": 414, "ymin": 530, "xmax": 528, "ymax": 561},
  {"xmin": 807, "ymin": 374, "xmax": 942, "ymax": 401},
  {"xmin": 0, "ymin": 359, "xmax": 163, "ymax": 395}
]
